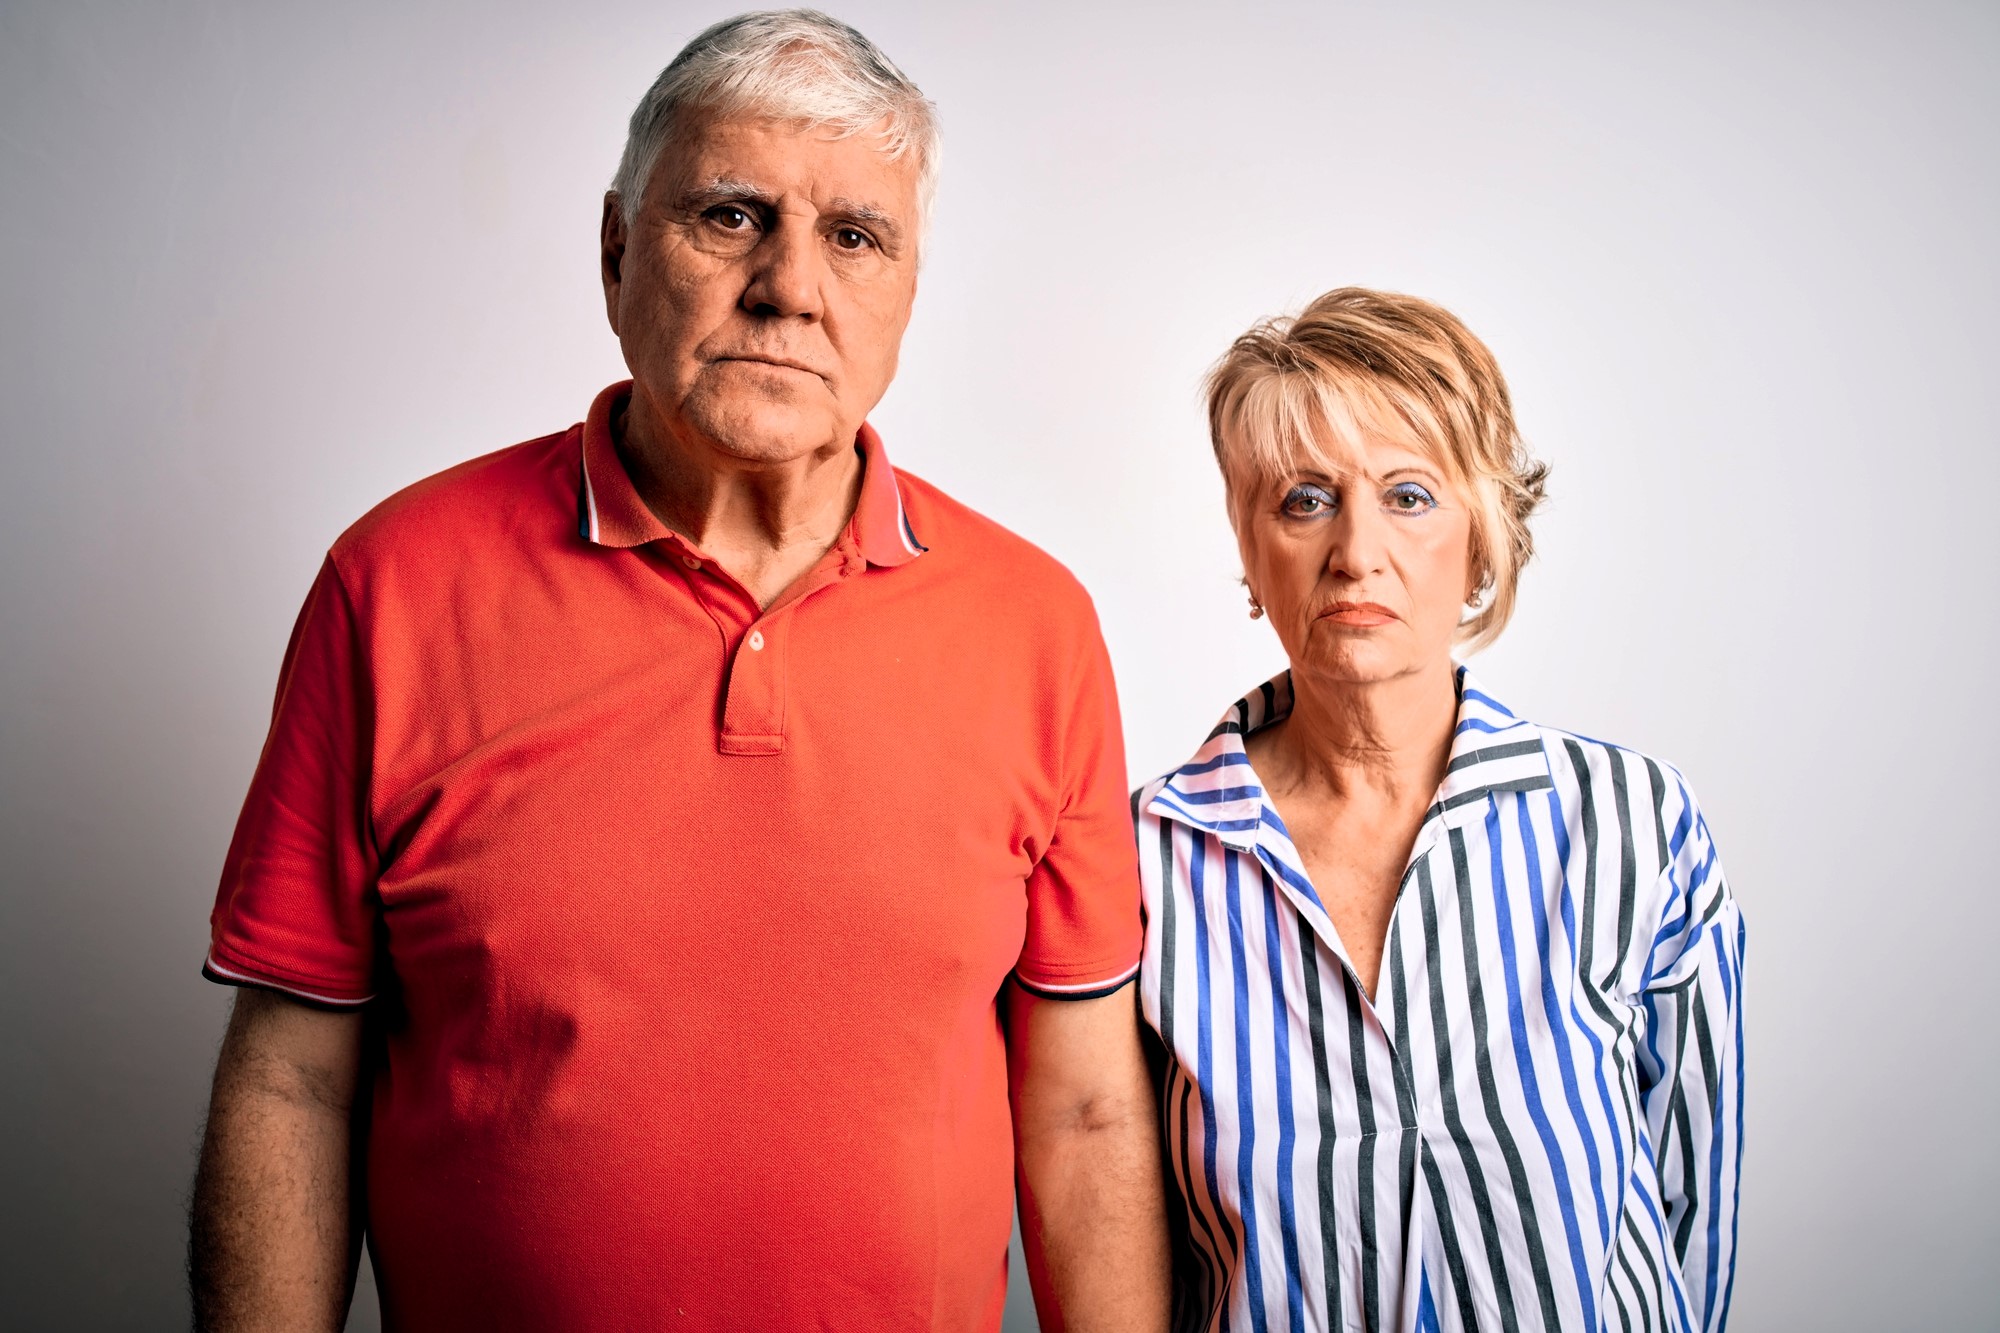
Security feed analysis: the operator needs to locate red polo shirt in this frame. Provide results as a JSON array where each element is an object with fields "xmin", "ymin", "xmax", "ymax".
[{"xmin": 205, "ymin": 382, "xmax": 1142, "ymax": 1331}]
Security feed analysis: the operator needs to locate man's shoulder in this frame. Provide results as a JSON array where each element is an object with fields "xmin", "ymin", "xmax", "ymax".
[
  {"xmin": 893, "ymin": 468, "xmax": 1095, "ymax": 613},
  {"xmin": 328, "ymin": 427, "xmax": 577, "ymax": 576}
]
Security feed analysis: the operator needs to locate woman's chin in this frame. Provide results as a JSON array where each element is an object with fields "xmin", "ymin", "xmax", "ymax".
[{"xmin": 1296, "ymin": 647, "xmax": 1443, "ymax": 691}]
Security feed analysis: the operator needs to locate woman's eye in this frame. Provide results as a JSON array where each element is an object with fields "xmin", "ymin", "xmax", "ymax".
[
  {"xmin": 1385, "ymin": 482, "xmax": 1437, "ymax": 515},
  {"xmin": 831, "ymin": 226, "xmax": 872, "ymax": 251},
  {"xmin": 1282, "ymin": 484, "xmax": 1336, "ymax": 517}
]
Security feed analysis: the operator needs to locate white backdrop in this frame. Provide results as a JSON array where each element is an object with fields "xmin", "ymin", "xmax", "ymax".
[{"xmin": 2, "ymin": 2, "xmax": 1994, "ymax": 1328}]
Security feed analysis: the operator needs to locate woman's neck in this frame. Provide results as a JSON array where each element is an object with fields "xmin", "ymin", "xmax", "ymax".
[{"xmin": 1252, "ymin": 661, "xmax": 1460, "ymax": 808}]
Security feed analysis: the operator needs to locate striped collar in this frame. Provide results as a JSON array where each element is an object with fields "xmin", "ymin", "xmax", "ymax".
[
  {"xmin": 1148, "ymin": 666, "xmax": 1555, "ymax": 857},
  {"xmin": 575, "ymin": 380, "xmax": 926, "ymax": 566}
]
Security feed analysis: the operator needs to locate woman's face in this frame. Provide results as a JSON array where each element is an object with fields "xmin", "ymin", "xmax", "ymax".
[{"xmin": 1233, "ymin": 424, "xmax": 1476, "ymax": 693}]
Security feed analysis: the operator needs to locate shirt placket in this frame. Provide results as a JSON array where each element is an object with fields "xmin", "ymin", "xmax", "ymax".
[{"xmin": 664, "ymin": 537, "xmax": 861, "ymax": 758}]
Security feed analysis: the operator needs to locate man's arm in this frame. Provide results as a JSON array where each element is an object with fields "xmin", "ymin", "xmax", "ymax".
[
  {"xmin": 189, "ymin": 988, "xmax": 367, "ymax": 1333},
  {"xmin": 1006, "ymin": 982, "xmax": 1170, "ymax": 1333}
]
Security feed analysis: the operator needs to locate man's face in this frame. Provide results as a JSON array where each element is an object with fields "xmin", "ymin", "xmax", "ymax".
[{"xmin": 601, "ymin": 114, "xmax": 922, "ymax": 465}]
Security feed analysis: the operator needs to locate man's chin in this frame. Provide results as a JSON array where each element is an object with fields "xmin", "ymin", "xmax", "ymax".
[{"xmin": 674, "ymin": 392, "xmax": 849, "ymax": 464}]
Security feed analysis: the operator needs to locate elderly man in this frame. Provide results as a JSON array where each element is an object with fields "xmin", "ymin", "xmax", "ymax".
[{"xmin": 187, "ymin": 11, "xmax": 1168, "ymax": 1331}]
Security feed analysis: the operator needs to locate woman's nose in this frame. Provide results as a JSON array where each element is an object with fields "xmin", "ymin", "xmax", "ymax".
[{"xmin": 1324, "ymin": 503, "xmax": 1388, "ymax": 581}]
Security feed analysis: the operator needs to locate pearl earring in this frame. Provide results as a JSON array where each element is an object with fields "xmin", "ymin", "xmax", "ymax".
[{"xmin": 1247, "ymin": 592, "xmax": 1265, "ymax": 620}]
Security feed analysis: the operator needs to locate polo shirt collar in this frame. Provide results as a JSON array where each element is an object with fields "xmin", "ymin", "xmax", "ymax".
[
  {"xmin": 576, "ymin": 380, "xmax": 926, "ymax": 566},
  {"xmin": 1149, "ymin": 665, "xmax": 1555, "ymax": 855}
]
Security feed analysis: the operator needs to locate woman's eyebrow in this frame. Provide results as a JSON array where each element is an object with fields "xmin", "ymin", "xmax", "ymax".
[{"xmin": 1378, "ymin": 465, "xmax": 1444, "ymax": 484}]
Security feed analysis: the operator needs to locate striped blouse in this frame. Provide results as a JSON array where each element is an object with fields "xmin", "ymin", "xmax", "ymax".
[{"xmin": 1135, "ymin": 669, "xmax": 1744, "ymax": 1333}]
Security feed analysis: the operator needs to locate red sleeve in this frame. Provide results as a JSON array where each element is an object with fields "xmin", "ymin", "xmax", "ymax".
[
  {"xmin": 1013, "ymin": 618, "xmax": 1143, "ymax": 1000},
  {"xmin": 204, "ymin": 556, "xmax": 380, "ymax": 1006}
]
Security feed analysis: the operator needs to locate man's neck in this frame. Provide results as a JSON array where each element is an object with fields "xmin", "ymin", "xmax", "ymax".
[{"xmin": 614, "ymin": 395, "xmax": 865, "ymax": 610}]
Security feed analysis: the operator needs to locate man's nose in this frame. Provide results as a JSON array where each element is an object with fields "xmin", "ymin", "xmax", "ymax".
[{"xmin": 740, "ymin": 218, "xmax": 824, "ymax": 320}]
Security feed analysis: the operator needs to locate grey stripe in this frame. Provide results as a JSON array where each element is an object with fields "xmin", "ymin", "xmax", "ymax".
[
  {"xmin": 1297, "ymin": 917, "xmax": 1345, "ymax": 1325},
  {"xmin": 1621, "ymin": 1196, "xmax": 1669, "ymax": 1329},
  {"xmin": 1562, "ymin": 739, "xmax": 1623, "ymax": 1014},
  {"xmin": 1171, "ymin": 1072, "xmax": 1223, "ymax": 1333},
  {"xmin": 1611, "ymin": 749, "xmax": 1641, "ymax": 978},
  {"xmin": 1416, "ymin": 855, "xmax": 1522, "ymax": 1329},
  {"xmin": 1446, "ymin": 737, "xmax": 1546, "ymax": 771},
  {"xmin": 1644, "ymin": 758, "xmax": 1671, "ymax": 870},
  {"xmin": 1418, "ymin": 1136, "xmax": 1483, "ymax": 1331},
  {"xmin": 1155, "ymin": 811, "xmax": 1178, "ymax": 1054},
  {"xmin": 1342, "ymin": 964, "xmax": 1382, "ymax": 1333},
  {"xmin": 1665, "ymin": 983, "xmax": 1701, "ymax": 1262}
]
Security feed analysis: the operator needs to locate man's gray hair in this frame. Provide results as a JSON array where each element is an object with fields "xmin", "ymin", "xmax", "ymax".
[{"xmin": 611, "ymin": 9, "xmax": 940, "ymax": 231}]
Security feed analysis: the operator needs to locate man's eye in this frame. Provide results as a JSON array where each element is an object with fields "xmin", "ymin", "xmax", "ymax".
[
  {"xmin": 1385, "ymin": 482, "xmax": 1438, "ymax": 515},
  {"xmin": 708, "ymin": 205, "xmax": 754, "ymax": 230},
  {"xmin": 831, "ymin": 227, "xmax": 872, "ymax": 251},
  {"xmin": 1282, "ymin": 484, "xmax": 1336, "ymax": 517}
]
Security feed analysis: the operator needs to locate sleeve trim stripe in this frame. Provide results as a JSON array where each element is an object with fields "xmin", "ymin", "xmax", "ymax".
[
  {"xmin": 1014, "ymin": 961, "xmax": 1141, "ymax": 1001},
  {"xmin": 202, "ymin": 954, "xmax": 375, "ymax": 1007}
]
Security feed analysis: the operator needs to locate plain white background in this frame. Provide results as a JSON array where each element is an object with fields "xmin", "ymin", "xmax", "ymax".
[{"xmin": 2, "ymin": 2, "xmax": 1995, "ymax": 1328}]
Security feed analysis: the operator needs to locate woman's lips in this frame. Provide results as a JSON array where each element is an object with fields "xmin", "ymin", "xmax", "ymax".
[{"xmin": 1319, "ymin": 601, "xmax": 1398, "ymax": 627}]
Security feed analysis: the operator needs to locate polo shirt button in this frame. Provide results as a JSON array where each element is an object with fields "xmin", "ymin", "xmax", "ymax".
[
  {"xmin": 747, "ymin": 630, "xmax": 765, "ymax": 651},
  {"xmin": 681, "ymin": 555, "xmax": 701, "ymax": 570}
]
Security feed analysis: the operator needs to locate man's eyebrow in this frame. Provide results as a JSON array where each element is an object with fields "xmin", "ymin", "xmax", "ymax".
[
  {"xmin": 676, "ymin": 177, "xmax": 775, "ymax": 209},
  {"xmin": 825, "ymin": 197, "xmax": 905, "ymax": 241}
]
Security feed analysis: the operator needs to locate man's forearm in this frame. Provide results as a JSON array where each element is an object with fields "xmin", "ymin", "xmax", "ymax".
[
  {"xmin": 1007, "ymin": 984, "xmax": 1170, "ymax": 1333},
  {"xmin": 190, "ymin": 990, "xmax": 364, "ymax": 1333},
  {"xmin": 1016, "ymin": 1104, "xmax": 1171, "ymax": 1333}
]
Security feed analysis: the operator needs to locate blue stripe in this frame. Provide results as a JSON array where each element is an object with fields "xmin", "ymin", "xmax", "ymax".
[
  {"xmin": 1153, "ymin": 794, "xmax": 1263, "ymax": 836},
  {"xmin": 1545, "ymin": 790, "xmax": 1623, "ymax": 1249},
  {"xmin": 1721, "ymin": 914, "xmax": 1746, "ymax": 1328},
  {"xmin": 1259, "ymin": 870, "xmax": 1306, "ymax": 1333},
  {"xmin": 1489, "ymin": 801, "xmax": 1596, "ymax": 1329},
  {"xmin": 1169, "ymin": 784, "xmax": 1266, "ymax": 806},
  {"xmin": 1177, "ymin": 751, "xmax": 1256, "ymax": 776},
  {"xmin": 1224, "ymin": 852, "xmax": 1270, "ymax": 1333},
  {"xmin": 1416, "ymin": 1269, "xmax": 1442, "ymax": 1333},
  {"xmin": 1460, "ymin": 686, "xmax": 1518, "ymax": 716},
  {"xmin": 897, "ymin": 500, "xmax": 927, "ymax": 554},
  {"xmin": 1187, "ymin": 835, "xmax": 1238, "ymax": 1290},
  {"xmin": 1701, "ymin": 918, "xmax": 1730, "ymax": 1327},
  {"xmin": 1257, "ymin": 843, "xmax": 1326, "ymax": 913},
  {"xmin": 1629, "ymin": 1150, "xmax": 1695, "ymax": 1332},
  {"xmin": 1664, "ymin": 780, "xmax": 1696, "ymax": 852}
]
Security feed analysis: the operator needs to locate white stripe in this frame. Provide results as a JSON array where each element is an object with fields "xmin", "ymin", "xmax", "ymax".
[
  {"xmin": 582, "ymin": 456, "xmax": 601, "ymax": 544},
  {"xmin": 1021, "ymin": 960, "xmax": 1141, "ymax": 993},
  {"xmin": 895, "ymin": 486, "xmax": 922, "ymax": 555},
  {"xmin": 204, "ymin": 953, "xmax": 374, "ymax": 1007}
]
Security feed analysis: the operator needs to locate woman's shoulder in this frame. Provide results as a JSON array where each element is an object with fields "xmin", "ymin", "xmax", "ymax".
[{"xmin": 1529, "ymin": 719, "xmax": 1719, "ymax": 881}]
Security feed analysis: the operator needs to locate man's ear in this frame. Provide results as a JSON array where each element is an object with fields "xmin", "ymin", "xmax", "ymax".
[{"xmin": 600, "ymin": 192, "xmax": 627, "ymax": 336}]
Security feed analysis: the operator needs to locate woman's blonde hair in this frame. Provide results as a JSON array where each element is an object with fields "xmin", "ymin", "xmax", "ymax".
[{"xmin": 1205, "ymin": 287, "xmax": 1549, "ymax": 651}]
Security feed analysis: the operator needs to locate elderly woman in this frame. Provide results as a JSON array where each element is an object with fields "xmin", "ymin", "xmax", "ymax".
[{"xmin": 1137, "ymin": 289, "xmax": 1744, "ymax": 1333}]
